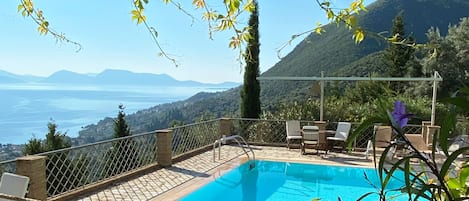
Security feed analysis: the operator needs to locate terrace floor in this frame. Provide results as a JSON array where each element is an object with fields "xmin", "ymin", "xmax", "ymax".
[{"xmin": 73, "ymin": 145, "xmax": 374, "ymax": 201}]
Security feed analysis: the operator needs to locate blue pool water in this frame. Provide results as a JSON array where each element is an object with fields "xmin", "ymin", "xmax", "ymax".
[{"xmin": 180, "ymin": 160, "xmax": 413, "ymax": 201}]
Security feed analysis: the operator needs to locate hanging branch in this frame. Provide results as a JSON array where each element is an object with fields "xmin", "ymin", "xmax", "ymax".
[{"xmin": 17, "ymin": 0, "xmax": 82, "ymax": 52}]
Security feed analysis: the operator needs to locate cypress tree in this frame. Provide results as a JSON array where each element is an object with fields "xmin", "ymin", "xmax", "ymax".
[
  {"xmin": 241, "ymin": 0, "xmax": 261, "ymax": 119},
  {"xmin": 114, "ymin": 104, "xmax": 131, "ymax": 138},
  {"xmin": 106, "ymin": 104, "xmax": 138, "ymax": 176},
  {"xmin": 384, "ymin": 13, "xmax": 414, "ymax": 92}
]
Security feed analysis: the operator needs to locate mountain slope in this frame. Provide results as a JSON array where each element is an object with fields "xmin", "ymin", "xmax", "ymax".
[
  {"xmin": 35, "ymin": 69, "xmax": 240, "ymax": 87},
  {"xmin": 264, "ymin": 0, "xmax": 469, "ymax": 77},
  {"xmin": 0, "ymin": 70, "xmax": 27, "ymax": 83},
  {"xmin": 43, "ymin": 70, "xmax": 92, "ymax": 83}
]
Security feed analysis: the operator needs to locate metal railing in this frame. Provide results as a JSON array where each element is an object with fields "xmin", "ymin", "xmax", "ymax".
[
  {"xmin": 0, "ymin": 159, "xmax": 16, "ymax": 175},
  {"xmin": 230, "ymin": 118, "xmax": 316, "ymax": 145},
  {"xmin": 229, "ymin": 118, "xmax": 422, "ymax": 149},
  {"xmin": 37, "ymin": 131, "xmax": 157, "ymax": 198},
  {"xmin": 171, "ymin": 119, "xmax": 221, "ymax": 157},
  {"xmin": 351, "ymin": 123, "xmax": 423, "ymax": 149}
]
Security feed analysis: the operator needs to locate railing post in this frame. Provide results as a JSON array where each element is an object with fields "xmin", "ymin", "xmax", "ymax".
[
  {"xmin": 314, "ymin": 121, "xmax": 327, "ymax": 131},
  {"xmin": 16, "ymin": 155, "xmax": 47, "ymax": 201},
  {"xmin": 426, "ymin": 125, "xmax": 441, "ymax": 149},
  {"xmin": 156, "ymin": 129, "xmax": 173, "ymax": 167},
  {"xmin": 421, "ymin": 121, "xmax": 431, "ymax": 139},
  {"xmin": 220, "ymin": 118, "xmax": 233, "ymax": 137}
]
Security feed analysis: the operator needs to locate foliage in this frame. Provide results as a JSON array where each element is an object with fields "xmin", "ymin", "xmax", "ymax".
[
  {"xmin": 422, "ymin": 17, "xmax": 469, "ymax": 97},
  {"xmin": 383, "ymin": 13, "xmax": 415, "ymax": 92},
  {"xmin": 344, "ymin": 74, "xmax": 391, "ymax": 103},
  {"xmin": 23, "ymin": 120, "xmax": 71, "ymax": 155},
  {"xmin": 77, "ymin": 90, "xmax": 240, "ymax": 144},
  {"xmin": 44, "ymin": 121, "xmax": 71, "ymax": 151},
  {"xmin": 241, "ymin": 0, "xmax": 261, "ymax": 119},
  {"xmin": 114, "ymin": 104, "xmax": 131, "ymax": 138},
  {"xmin": 23, "ymin": 137, "xmax": 44, "ymax": 155},
  {"xmin": 260, "ymin": 94, "xmax": 447, "ymax": 126}
]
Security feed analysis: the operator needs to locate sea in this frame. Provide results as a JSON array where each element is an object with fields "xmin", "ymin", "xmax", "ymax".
[{"xmin": 0, "ymin": 83, "xmax": 230, "ymax": 145}]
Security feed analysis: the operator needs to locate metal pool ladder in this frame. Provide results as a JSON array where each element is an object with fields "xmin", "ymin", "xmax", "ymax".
[{"xmin": 213, "ymin": 135, "xmax": 255, "ymax": 167}]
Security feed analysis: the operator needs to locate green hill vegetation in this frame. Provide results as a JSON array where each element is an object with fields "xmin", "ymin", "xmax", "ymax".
[{"xmin": 75, "ymin": 0, "xmax": 469, "ymax": 145}]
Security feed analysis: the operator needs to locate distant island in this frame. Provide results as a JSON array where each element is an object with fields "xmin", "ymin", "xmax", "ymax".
[{"xmin": 0, "ymin": 69, "xmax": 240, "ymax": 88}]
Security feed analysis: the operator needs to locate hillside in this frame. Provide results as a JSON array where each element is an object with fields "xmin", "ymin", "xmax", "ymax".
[
  {"xmin": 264, "ymin": 0, "xmax": 468, "ymax": 77},
  {"xmin": 77, "ymin": 0, "xmax": 469, "ymax": 143},
  {"xmin": 76, "ymin": 88, "xmax": 241, "ymax": 143}
]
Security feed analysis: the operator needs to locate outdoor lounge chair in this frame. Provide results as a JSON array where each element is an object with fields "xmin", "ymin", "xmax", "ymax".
[
  {"xmin": 301, "ymin": 126, "xmax": 320, "ymax": 155},
  {"xmin": 326, "ymin": 122, "xmax": 352, "ymax": 152},
  {"xmin": 286, "ymin": 120, "xmax": 303, "ymax": 149},
  {"xmin": 0, "ymin": 172, "xmax": 30, "ymax": 201},
  {"xmin": 365, "ymin": 125, "xmax": 393, "ymax": 160}
]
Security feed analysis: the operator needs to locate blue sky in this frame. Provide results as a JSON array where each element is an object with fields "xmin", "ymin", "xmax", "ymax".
[{"xmin": 0, "ymin": 0, "xmax": 373, "ymax": 83}]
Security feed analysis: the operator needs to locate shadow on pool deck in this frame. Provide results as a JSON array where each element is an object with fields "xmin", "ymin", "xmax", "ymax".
[{"xmin": 166, "ymin": 166, "xmax": 211, "ymax": 178}]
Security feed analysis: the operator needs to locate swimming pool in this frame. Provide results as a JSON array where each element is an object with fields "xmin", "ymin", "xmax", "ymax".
[{"xmin": 180, "ymin": 160, "xmax": 412, "ymax": 201}]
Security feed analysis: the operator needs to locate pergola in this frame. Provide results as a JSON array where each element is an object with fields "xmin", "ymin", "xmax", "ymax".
[{"xmin": 257, "ymin": 71, "xmax": 443, "ymax": 126}]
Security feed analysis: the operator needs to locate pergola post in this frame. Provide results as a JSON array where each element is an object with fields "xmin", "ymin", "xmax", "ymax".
[
  {"xmin": 320, "ymin": 71, "xmax": 324, "ymax": 121},
  {"xmin": 431, "ymin": 71, "xmax": 440, "ymax": 126}
]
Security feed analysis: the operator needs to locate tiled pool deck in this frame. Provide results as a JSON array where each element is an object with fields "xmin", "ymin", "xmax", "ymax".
[{"xmin": 74, "ymin": 145, "xmax": 375, "ymax": 201}]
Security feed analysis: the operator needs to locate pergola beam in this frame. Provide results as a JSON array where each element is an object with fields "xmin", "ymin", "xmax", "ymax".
[
  {"xmin": 257, "ymin": 76, "xmax": 442, "ymax": 82},
  {"xmin": 257, "ymin": 72, "xmax": 443, "ymax": 126}
]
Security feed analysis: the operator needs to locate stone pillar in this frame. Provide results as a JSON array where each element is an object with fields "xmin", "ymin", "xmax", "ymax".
[
  {"xmin": 219, "ymin": 118, "xmax": 233, "ymax": 137},
  {"xmin": 426, "ymin": 125, "xmax": 440, "ymax": 148},
  {"xmin": 156, "ymin": 129, "xmax": 173, "ymax": 167},
  {"xmin": 314, "ymin": 121, "xmax": 327, "ymax": 131},
  {"xmin": 16, "ymin": 155, "xmax": 47, "ymax": 201},
  {"xmin": 421, "ymin": 121, "xmax": 431, "ymax": 141}
]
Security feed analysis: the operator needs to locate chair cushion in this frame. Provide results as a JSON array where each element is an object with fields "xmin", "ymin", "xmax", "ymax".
[
  {"xmin": 303, "ymin": 140, "xmax": 319, "ymax": 145},
  {"xmin": 286, "ymin": 136, "xmax": 303, "ymax": 140},
  {"xmin": 326, "ymin": 137, "xmax": 346, "ymax": 141}
]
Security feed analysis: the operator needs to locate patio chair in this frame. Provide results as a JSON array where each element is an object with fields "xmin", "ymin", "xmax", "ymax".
[
  {"xmin": 286, "ymin": 120, "xmax": 303, "ymax": 149},
  {"xmin": 326, "ymin": 122, "xmax": 352, "ymax": 152},
  {"xmin": 0, "ymin": 172, "xmax": 30, "ymax": 201},
  {"xmin": 301, "ymin": 126, "xmax": 320, "ymax": 155},
  {"xmin": 365, "ymin": 126, "xmax": 393, "ymax": 160}
]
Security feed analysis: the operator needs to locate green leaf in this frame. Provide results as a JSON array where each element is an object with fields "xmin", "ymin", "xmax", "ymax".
[
  {"xmin": 441, "ymin": 96, "xmax": 469, "ymax": 111},
  {"xmin": 404, "ymin": 159, "xmax": 411, "ymax": 198},
  {"xmin": 353, "ymin": 28, "xmax": 365, "ymax": 44},
  {"xmin": 359, "ymin": 4, "xmax": 368, "ymax": 12},
  {"xmin": 356, "ymin": 192, "xmax": 374, "ymax": 201},
  {"xmin": 447, "ymin": 178, "xmax": 462, "ymax": 191},
  {"xmin": 193, "ymin": 0, "xmax": 205, "ymax": 9},
  {"xmin": 242, "ymin": 32, "xmax": 251, "ymax": 42},
  {"xmin": 459, "ymin": 166, "xmax": 469, "ymax": 185},
  {"xmin": 320, "ymin": 2, "xmax": 330, "ymax": 7},
  {"xmin": 441, "ymin": 147, "xmax": 469, "ymax": 177},
  {"xmin": 439, "ymin": 108, "xmax": 456, "ymax": 155},
  {"xmin": 326, "ymin": 9, "xmax": 334, "ymax": 20},
  {"xmin": 130, "ymin": 9, "xmax": 146, "ymax": 24},
  {"xmin": 17, "ymin": 4, "xmax": 24, "ymax": 12},
  {"xmin": 243, "ymin": 1, "xmax": 255, "ymax": 12}
]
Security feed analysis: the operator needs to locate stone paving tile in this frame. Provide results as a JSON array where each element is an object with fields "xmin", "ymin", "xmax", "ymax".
[{"xmin": 73, "ymin": 145, "xmax": 372, "ymax": 201}]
